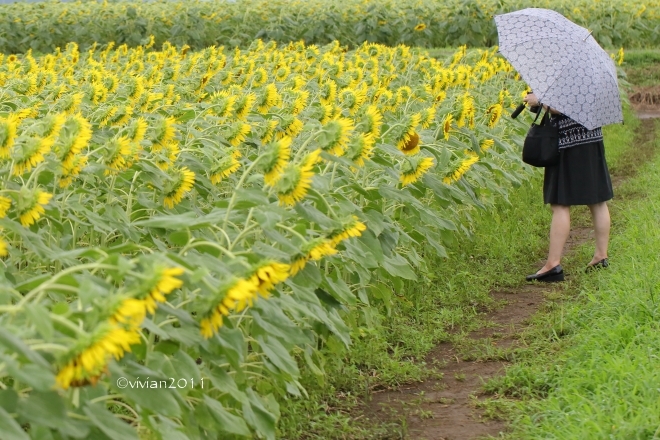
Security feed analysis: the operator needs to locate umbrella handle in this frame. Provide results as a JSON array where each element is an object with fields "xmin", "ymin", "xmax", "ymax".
[{"xmin": 511, "ymin": 102, "xmax": 526, "ymax": 119}]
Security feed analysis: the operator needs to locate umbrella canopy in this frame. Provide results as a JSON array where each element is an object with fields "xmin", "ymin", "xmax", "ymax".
[{"xmin": 494, "ymin": 8, "xmax": 623, "ymax": 130}]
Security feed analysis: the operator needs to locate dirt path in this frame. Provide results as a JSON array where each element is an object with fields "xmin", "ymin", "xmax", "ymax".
[{"xmin": 361, "ymin": 113, "xmax": 658, "ymax": 440}]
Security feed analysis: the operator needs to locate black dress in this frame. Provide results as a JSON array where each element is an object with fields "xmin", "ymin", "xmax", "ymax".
[{"xmin": 542, "ymin": 114, "xmax": 613, "ymax": 206}]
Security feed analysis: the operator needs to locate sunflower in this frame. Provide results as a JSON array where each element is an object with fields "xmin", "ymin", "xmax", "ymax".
[
  {"xmin": 395, "ymin": 86, "xmax": 413, "ymax": 105},
  {"xmin": 56, "ymin": 325, "xmax": 142, "ymax": 389},
  {"xmin": 319, "ymin": 117, "xmax": 354, "ymax": 156},
  {"xmin": 277, "ymin": 115, "xmax": 304, "ymax": 140},
  {"xmin": 250, "ymin": 261, "xmax": 290, "ymax": 296},
  {"xmin": 486, "ymin": 103, "xmax": 503, "ymax": 128},
  {"xmin": 164, "ymin": 167, "xmax": 195, "ymax": 209},
  {"xmin": 394, "ymin": 113, "xmax": 422, "ymax": 155},
  {"xmin": 233, "ymin": 92, "xmax": 256, "ymax": 120},
  {"xmin": 329, "ymin": 216, "xmax": 367, "ymax": 246},
  {"xmin": 103, "ymin": 137, "xmax": 132, "ymax": 175},
  {"xmin": 400, "ymin": 156, "xmax": 435, "ymax": 186},
  {"xmin": 481, "ymin": 139, "xmax": 495, "ymax": 152},
  {"xmin": 209, "ymin": 91, "xmax": 236, "ymax": 118},
  {"xmin": 210, "ymin": 155, "xmax": 241, "ymax": 184},
  {"xmin": 97, "ymin": 105, "xmax": 118, "ymax": 127},
  {"xmin": 319, "ymin": 79, "xmax": 337, "ymax": 105},
  {"xmin": 224, "ymin": 122, "xmax": 251, "ymax": 147},
  {"xmin": 13, "ymin": 137, "xmax": 53, "ymax": 176},
  {"xmin": 200, "ymin": 277, "xmax": 260, "ymax": 338},
  {"xmin": 275, "ymin": 149, "xmax": 321, "ymax": 206},
  {"xmin": 339, "ymin": 87, "xmax": 366, "ymax": 115},
  {"xmin": 290, "ymin": 239, "xmax": 338, "ymax": 276},
  {"xmin": 616, "ymin": 47, "xmax": 625, "ymax": 66},
  {"xmin": 442, "ymin": 113, "xmax": 453, "ymax": 141},
  {"xmin": 0, "ymin": 115, "xmax": 19, "ymax": 158},
  {"xmin": 290, "ymin": 89, "xmax": 310, "ymax": 115},
  {"xmin": 17, "ymin": 189, "xmax": 52, "ymax": 227},
  {"xmin": 312, "ymin": 103, "xmax": 335, "ymax": 124},
  {"xmin": 359, "ymin": 105, "xmax": 383, "ymax": 138},
  {"xmin": 262, "ymin": 136, "xmax": 292, "ymax": 186},
  {"xmin": 42, "ymin": 113, "xmax": 67, "ymax": 141},
  {"xmin": 443, "ymin": 152, "xmax": 479, "ymax": 184},
  {"xmin": 346, "ymin": 133, "xmax": 376, "ymax": 167},
  {"xmin": 275, "ymin": 65, "xmax": 291, "ymax": 82},
  {"xmin": 0, "ymin": 235, "xmax": 7, "ymax": 258},
  {"xmin": 144, "ymin": 266, "xmax": 185, "ymax": 311},
  {"xmin": 259, "ymin": 120, "xmax": 279, "ymax": 144},
  {"xmin": 256, "ymin": 83, "xmax": 280, "ymax": 114},
  {"xmin": 419, "ymin": 106, "xmax": 437, "ymax": 129},
  {"xmin": 0, "ymin": 197, "xmax": 11, "ymax": 218},
  {"xmin": 399, "ymin": 132, "xmax": 421, "ymax": 155},
  {"xmin": 110, "ymin": 297, "xmax": 148, "ymax": 328},
  {"xmin": 89, "ymin": 82, "xmax": 108, "ymax": 104},
  {"xmin": 59, "ymin": 155, "xmax": 88, "ymax": 188},
  {"xmin": 152, "ymin": 116, "xmax": 177, "ymax": 147},
  {"xmin": 127, "ymin": 117, "xmax": 148, "ymax": 144}
]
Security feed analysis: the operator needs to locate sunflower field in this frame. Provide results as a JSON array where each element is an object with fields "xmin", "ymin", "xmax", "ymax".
[
  {"xmin": 0, "ymin": 38, "xmax": 536, "ymax": 439},
  {"xmin": 0, "ymin": 0, "xmax": 655, "ymax": 53}
]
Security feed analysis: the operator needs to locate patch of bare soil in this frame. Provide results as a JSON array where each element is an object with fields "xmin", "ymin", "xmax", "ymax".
[
  {"xmin": 359, "ymin": 114, "xmax": 658, "ymax": 440},
  {"xmin": 629, "ymin": 85, "xmax": 660, "ymax": 119}
]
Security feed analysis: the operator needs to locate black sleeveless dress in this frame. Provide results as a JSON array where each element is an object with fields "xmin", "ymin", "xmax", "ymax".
[{"xmin": 542, "ymin": 114, "xmax": 613, "ymax": 206}]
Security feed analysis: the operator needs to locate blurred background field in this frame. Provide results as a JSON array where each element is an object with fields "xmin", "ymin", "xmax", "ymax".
[{"xmin": 0, "ymin": 0, "xmax": 655, "ymax": 53}]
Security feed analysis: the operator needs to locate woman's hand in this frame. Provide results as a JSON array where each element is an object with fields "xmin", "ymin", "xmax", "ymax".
[
  {"xmin": 523, "ymin": 92, "xmax": 540, "ymax": 107},
  {"xmin": 523, "ymin": 92, "xmax": 561, "ymax": 114}
]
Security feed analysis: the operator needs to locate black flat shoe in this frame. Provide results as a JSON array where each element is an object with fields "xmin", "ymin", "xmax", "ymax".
[
  {"xmin": 526, "ymin": 265, "xmax": 564, "ymax": 282},
  {"xmin": 585, "ymin": 258, "xmax": 609, "ymax": 273}
]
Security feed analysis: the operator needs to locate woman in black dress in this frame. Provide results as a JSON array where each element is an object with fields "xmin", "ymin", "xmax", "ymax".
[{"xmin": 523, "ymin": 93, "xmax": 613, "ymax": 282}]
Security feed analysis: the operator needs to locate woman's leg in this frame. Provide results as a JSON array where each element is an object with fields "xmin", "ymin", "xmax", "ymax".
[
  {"xmin": 587, "ymin": 202, "xmax": 610, "ymax": 265},
  {"xmin": 538, "ymin": 204, "xmax": 571, "ymax": 273}
]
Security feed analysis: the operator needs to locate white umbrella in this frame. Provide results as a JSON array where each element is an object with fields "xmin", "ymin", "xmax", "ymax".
[{"xmin": 494, "ymin": 8, "xmax": 623, "ymax": 130}]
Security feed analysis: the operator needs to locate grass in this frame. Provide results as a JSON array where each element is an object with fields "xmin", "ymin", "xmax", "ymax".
[
  {"xmin": 276, "ymin": 50, "xmax": 656, "ymax": 440},
  {"xmin": 482, "ymin": 114, "xmax": 660, "ymax": 438},
  {"xmin": 618, "ymin": 49, "xmax": 660, "ymax": 88},
  {"xmin": 278, "ymin": 143, "xmax": 554, "ymax": 438}
]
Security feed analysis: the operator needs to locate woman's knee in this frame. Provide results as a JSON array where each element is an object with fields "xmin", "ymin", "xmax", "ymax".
[{"xmin": 551, "ymin": 204, "xmax": 570, "ymax": 213}]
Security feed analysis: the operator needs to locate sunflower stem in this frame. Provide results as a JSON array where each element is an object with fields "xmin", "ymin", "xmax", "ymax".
[
  {"xmin": 293, "ymin": 129, "xmax": 324, "ymax": 162},
  {"xmin": 221, "ymin": 156, "xmax": 263, "ymax": 230}
]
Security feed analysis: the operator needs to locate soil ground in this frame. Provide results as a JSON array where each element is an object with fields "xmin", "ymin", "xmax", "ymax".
[{"xmin": 359, "ymin": 95, "xmax": 659, "ymax": 440}]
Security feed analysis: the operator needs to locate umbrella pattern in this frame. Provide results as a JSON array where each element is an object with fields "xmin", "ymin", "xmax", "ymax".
[{"xmin": 495, "ymin": 8, "xmax": 623, "ymax": 130}]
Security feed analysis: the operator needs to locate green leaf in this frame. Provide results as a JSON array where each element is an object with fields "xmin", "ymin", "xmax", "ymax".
[
  {"xmin": 206, "ymin": 366, "xmax": 246, "ymax": 402},
  {"xmin": 322, "ymin": 272, "xmax": 357, "ymax": 306},
  {"xmin": 25, "ymin": 304, "xmax": 53, "ymax": 340},
  {"xmin": 6, "ymin": 361, "xmax": 55, "ymax": 392},
  {"xmin": 171, "ymin": 350, "xmax": 201, "ymax": 384},
  {"xmin": 134, "ymin": 212, "xmax": 198, "ymax": 229},
  {"xmin": 168, "ymin": 230, "xmax": 190, "ymax": 246},
  {"xmin": 51, "ymin": 302, "xmax": 69, "ymax": 315},
  {"xmin": 0, "ymin": 406, "xmax": 29, "ymax": 440},
  {"xmin": 17, "ymin": 391, "xmax": 65, "ymax": 429},
  {"xmin": 251, "ymin": 306, "xmax": 311, "ymax": 346},
  {"xmin": 233, "ymin": 188, "xmax": 270, "ymax": 210},
  {"xmin": 362, "ymin": 209, "xmax": 386, "ymax": 236},
  {"xmin": 108, "ymin": 363, "xmax": 182, "ymax": 418},
  {"xmin": 256, "ymin": 335, "xmax": 299, "ymax": 377},
  {"xmin": 382, "ymin": 254, "xmax": 417, "ymax": 280},
  {"xmin": 83, "ymin": 403, "xmax": 138, "ymax": 440},
  {"xmin": 0, "ymin": 389, "xmax": 18, "ymax": 413},
  {"xmin": 313, "ymin": 288, "xmax": 342, "ymax": 308},
  {"xmin": 242, "ymin": 388, "xmax": 277, "ymax": 440},
  {"xmin": 0, "ymin": 327, "xmax": 49, "ymax": 368},
  {"xmin": 202, "ymin": 395, "xmax": 251, "ymax": 437}
]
